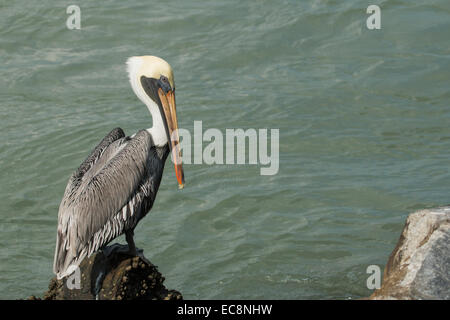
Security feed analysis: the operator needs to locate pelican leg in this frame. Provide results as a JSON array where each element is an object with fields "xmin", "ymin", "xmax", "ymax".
[
  {"xmin": 125, "ymin": 230, "xmax": 137, "ymax": 256},
  {"xmin": 94, "ymin": 270, "xmax": 105, "ymax": 300},
  {"xmin": 100, "ymin": 235, "xmax": 142, "ymax": 258}
]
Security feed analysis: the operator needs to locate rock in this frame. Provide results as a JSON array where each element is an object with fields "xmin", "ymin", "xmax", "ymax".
[
  {"xmin": 370, "ymin": 206, "xmax": 450, "ymax": 300},
  {"xmin": 40, "ymin": 244, "xmax": 182, "ymax": 300}
]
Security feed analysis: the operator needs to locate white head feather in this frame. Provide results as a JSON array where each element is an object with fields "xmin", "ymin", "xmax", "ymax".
[{"xmin": 126, "ymin": 56, "xmax": 175, "ymax": 146}]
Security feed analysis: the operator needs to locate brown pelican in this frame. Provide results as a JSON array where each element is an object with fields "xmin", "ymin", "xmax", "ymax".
[{"xmin": 53, "ymin": 56, "xmax": 184, "ymax": 280}]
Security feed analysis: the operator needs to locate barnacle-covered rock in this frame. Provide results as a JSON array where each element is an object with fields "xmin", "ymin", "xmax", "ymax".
[{"xmin": 40, "ymin": 244, "xmax": 182, "ymax": 300}]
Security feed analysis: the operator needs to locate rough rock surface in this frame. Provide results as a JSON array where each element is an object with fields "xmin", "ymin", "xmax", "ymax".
[
  {"xmin": 32, "ymin": 244, "xmax": 182, "ymax": 300},
  {"xmin": 370, "ymin": 206, "xmax": 450, "ymax": 300}
]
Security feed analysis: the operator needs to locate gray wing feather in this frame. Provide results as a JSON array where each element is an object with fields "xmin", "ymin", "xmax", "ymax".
[{"xmin": 53, "ymin": 128, "xmax": 155, "ymax": 279}]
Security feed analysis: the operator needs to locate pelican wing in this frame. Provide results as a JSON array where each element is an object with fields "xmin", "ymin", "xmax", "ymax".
[{"xmin": 53, "ymin": 129, "xmax": 154, "ymax": 278}]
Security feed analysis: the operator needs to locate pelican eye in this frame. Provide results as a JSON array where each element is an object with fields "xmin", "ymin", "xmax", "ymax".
[{"xmin": 158, "ymin": 75, "xmax": 172, "ymax": 93}]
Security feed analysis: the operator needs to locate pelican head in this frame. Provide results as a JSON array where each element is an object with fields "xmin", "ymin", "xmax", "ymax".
[{"xmin": 126, "ymin": 55, "xmax": 184, "ymax": 189}]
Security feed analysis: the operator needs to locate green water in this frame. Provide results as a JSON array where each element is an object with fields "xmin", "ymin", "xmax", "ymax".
[{"xmin": 1, "ymin": 0, "xmax": 449, "ymax": 299}]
